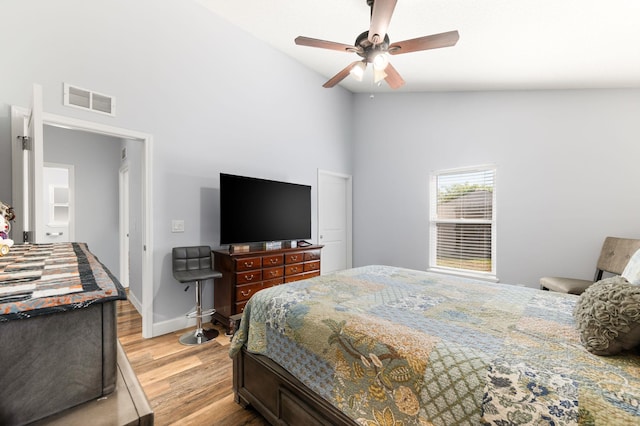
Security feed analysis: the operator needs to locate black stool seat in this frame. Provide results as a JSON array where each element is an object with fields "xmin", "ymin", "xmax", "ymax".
[
  {"xmin": 172, "ymin": 246, "xmax": 222, "ymax": 345},
  {"xmin": 174, "ymin": 269, "xmax": 222, "ymax": 283}
]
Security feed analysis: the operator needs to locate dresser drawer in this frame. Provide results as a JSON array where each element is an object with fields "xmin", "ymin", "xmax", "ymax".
[
  {"xmin": 262, "ymin": 254, "xmax": 284, "ymax": 267},
  {"xmin": 263, "ymin": 277, "xmax": 284, "ymax": 287},
  {"xmin": 284, "ymin": 264, "xmax": 304, "ymax": 276},
  {"xmin": 284, "ymin": 270, "xmax": 320, "ymax": 283},
  {"xmin": 236, "ymin": 270, "xmax": 262, "ymax": 285},
  {"xmin": 236, "ymin": 300, "xmax": 248, "ymax": 314},
  {"xmin": 285, "ymin": 252, "xmax": 305, "ymax": 264},
  {"xmin": 236, "ymin": 282, "xmax": 265, "ymax": 302},
  {"xmin": 303, "ymin": 261, "xmax": 320, "ymax": 272},
  {"xmin": 305, "ymin": 270, "xmax": 320, "ymax": 279},
  {"xmin": 263, "ymin": 266, "xmax": 284, "ymax": 280},
  {"xmin": 235, "ymin": 256, "xmax": 262, "ymax": 272},
  {"xmin": 304, "ymin": 250, "xmax": 321, "ymax": 261}
]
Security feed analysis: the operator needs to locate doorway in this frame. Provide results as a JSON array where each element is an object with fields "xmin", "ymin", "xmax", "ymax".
[
  {"xmin": 11, "ymin": 102, "xmax": 154, "ymax": 338},
  {"xmin": 44, "ymin": 125, "xmax": 124, "ymax": 274}
]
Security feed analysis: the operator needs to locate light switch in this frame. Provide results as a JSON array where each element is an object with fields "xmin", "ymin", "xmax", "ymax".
[{"xmin": 171, "ymin": 220, "xmax": 184, "ymax": 233}]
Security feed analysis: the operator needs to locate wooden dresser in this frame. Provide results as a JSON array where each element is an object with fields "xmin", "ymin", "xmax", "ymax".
[{"xmin": 212, "ymin": 245, "xmax": 322, "ymax": 332}]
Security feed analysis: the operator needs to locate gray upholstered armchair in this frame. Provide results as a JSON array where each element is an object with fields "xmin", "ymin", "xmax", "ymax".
[{"xmin": 540, "ymin": 236, "xmax": 640, "ymax": 295}]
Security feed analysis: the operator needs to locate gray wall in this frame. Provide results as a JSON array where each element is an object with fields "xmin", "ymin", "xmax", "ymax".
[
  {"xmin": 43, "ymin": 125, "xmax": 121, "ymax": 275},
  {"xmin": 352, "ymin": 89, "xmax": 640, "ymax": 287},
  {"xmin": 0, "ymin": 0, "xmax": 353, "ymax": 332}
]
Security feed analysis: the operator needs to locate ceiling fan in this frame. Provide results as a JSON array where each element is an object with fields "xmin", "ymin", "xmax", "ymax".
[{"xmin": 294, "ymin": 0, "xmax": 459, "ymax": 89}]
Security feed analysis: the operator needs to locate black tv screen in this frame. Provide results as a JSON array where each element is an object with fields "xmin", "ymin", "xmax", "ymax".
[{"xmin": 220, "ymin": 173, "xmax": 312, "ymax": 245}]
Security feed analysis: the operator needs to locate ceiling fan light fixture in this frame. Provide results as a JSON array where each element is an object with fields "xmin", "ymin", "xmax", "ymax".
[
  {"xmin": 373, "ymin": 67, "xmax": 387, "ymax": 83},
  {"xmin": 372, "ymin": 52, "xmax": 389, "ymax": 70},
  {"xmin": 350, "ymin": 61, "xmax": 367, "ymax": 81}
]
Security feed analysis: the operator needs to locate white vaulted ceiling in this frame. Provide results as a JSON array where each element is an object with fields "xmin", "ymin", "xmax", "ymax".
[{"xmin": 196, "ymin": 0, "xmax": 640, "ymax": 93}]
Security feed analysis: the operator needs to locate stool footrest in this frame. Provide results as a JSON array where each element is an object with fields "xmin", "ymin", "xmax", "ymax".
[{"xmin": 186, "ymin": 308, "xmax": 215, "ymax": 319}]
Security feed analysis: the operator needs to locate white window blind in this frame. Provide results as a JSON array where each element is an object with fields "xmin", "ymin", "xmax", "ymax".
[{"xmin": 429, "ymin": 166, "xmax": 496, "ymax": 279}]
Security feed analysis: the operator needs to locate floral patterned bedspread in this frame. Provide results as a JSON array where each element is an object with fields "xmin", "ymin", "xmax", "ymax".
[{"xmin": 230, "ymin": 265, "xmax": 640, "ymax": 425}]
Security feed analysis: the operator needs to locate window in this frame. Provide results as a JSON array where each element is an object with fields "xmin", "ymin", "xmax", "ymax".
[{"xmin": 429, "ymin": 165, "xmax": 496, "ymax": 280}]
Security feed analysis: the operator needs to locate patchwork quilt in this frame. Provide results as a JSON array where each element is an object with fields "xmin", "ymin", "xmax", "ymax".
[
  {"xmin": 230, "ymin": 265, "xmax": 640, "ymax": 425},
  {"xmin": 0, "ymin": 242, "xmax": 126, "ymax": 321}
]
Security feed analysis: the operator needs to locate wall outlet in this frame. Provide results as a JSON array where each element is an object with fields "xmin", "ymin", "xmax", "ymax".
[{"xmin": 171, "ymin": 220, "xmax": 184, "ymax": 233}]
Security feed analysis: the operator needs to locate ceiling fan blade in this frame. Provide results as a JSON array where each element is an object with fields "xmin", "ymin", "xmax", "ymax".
[
  {"xmin": 388, "ymin": 30, "xmax": 460, "ymax": 55},
  {"xmin": 384, "ymin": 62, "xmax": 405, "ymax": 89},
  {"xmin": 323, "ymin": 61, "xmax": 361, "ymax": 88},
  {"xmin": 295, "ymin": 36, "xmax": 358, "ymax": 53},
  {"xmin": 368, "ymin": 0, "xmax": 397, "ymax": 45}
]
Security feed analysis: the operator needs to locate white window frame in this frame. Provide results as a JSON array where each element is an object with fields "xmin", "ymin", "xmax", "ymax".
[{"xmin": 428, "ymin": 164, "xmax": 497, "ymax": 282}]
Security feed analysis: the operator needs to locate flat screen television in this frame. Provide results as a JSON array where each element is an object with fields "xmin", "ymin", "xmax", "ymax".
[{"xmin": 219, "ymin": 173, "xmax": 312, "ymax": 245}]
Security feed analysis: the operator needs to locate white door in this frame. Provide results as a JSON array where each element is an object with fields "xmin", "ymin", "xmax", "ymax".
[
  {"xmin": 318, "ymin": 170, "xmax": 352, "ymax": 274},
  {"xmin": 10, "ymin": 106, "xmax": 28, "ymax": 242},
  {"xmin": 10, "ymin": 84, "xmax": 44, "ymax": 243},
  {"xmin": 42, "ymin": 164, "xmax": 74, "ymax": 243}
]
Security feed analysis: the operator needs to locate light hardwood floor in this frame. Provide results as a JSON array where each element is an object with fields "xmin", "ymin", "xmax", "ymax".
[{"xmin": 116, "ymin": 297, "xmax": 269, "ymax": 426}]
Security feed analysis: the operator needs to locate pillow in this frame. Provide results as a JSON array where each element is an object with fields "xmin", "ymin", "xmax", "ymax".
[
  {"xmin": 573, "ymin": 276, "xmax": 640, "ymax": 355},
  {"xmin": 622, "ymin": 248, "xmax": 640, "ymax": 285}
]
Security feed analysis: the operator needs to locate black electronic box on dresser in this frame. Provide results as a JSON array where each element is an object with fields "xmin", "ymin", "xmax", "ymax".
[{"xmin": 212, "ymin": 245, "xmax": 322, "ymax": 332}]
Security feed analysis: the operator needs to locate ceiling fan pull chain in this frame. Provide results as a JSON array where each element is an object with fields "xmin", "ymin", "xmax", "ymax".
[{"xmin": 370, "ymin": 72, "xmax": 375, "ymax": 99}]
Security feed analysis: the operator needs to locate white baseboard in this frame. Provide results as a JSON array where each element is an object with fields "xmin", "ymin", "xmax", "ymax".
[
  {"xmin": 127, "ymin": 290, "xmax": 143, "ymax": 315},
  {"xmin": 151, "ymin": 312, "xmax": 213, "ymax": 337},
  {"xmin": 127, "ymin": 292, "xmax": 214, "ymax": 338}
]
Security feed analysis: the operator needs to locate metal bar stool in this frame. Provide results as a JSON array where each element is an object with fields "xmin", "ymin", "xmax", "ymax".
[{"xmin": 172, "ymin": 246, "xmax": 222, "ymax": 345}]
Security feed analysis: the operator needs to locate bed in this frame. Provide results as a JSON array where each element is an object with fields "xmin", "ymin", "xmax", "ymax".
[
  {"xmin": 230, "ymin": 265, "xmax": 640, "ymax": 425},
  {"xmin": 0, "ymin": 242, "xmax": 127, "ymax": 425}
]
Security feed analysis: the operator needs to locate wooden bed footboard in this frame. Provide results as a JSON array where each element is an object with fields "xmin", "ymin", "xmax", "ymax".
[{"xmin": 233, "ymin": 347, "xmax": 357, "ymax": 426}]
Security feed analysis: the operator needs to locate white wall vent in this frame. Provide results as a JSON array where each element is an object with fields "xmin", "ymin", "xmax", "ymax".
[{"xmin": 63, "ymin": 83, "xmax": 116, "ymax": 116}]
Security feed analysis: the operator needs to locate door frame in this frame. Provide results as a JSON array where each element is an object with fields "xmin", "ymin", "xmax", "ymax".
[
  {"xmin": 119, "ymin": 164, "xmax": 130, "ymax": 288},
  {"xmin": 11, "ymin": 106, "xmax": 154, "ymax": 338},
  {"xmin": 317, "ymin": 169, "xmax": 353, "ymax": 273}
]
